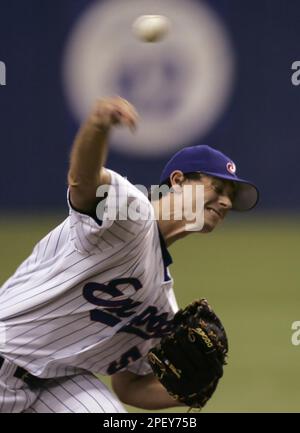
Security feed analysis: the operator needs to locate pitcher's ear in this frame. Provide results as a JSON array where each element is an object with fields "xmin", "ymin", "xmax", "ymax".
[{"xmin": 170, "ymin": 170, "xmax": 185, "ymax": 188}]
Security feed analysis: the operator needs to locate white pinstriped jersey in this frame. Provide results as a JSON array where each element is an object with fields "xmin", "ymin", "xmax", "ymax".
[{"xmin": 0, "ymin": 170, "xmax": 178, "ymax": 379}]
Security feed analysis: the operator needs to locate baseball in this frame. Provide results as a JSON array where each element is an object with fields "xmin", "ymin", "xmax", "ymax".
[{"xmin": 132, "ymin": 15, "xmax": 170, "ymax": 43}]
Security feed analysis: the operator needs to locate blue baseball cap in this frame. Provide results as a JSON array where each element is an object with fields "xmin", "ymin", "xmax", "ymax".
[{"xmin": 159, "ymin": 145, "xmax": 259, "ymax": 211}]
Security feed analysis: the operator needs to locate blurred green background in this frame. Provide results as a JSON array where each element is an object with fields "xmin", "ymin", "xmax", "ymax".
[{"xmin": 0, "ymin": 214, "xmax": 299, "ymax": 413}]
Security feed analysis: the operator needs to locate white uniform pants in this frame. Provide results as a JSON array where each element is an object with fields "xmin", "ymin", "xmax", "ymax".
[{"xmin": 0, "ymin": 358, "xmax": 126, "ymax": 413}]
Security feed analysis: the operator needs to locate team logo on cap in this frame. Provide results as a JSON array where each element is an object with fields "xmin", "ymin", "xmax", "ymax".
[{"xmin": 226, "ymin": 161, "xmax": 236, "ymax": 174}]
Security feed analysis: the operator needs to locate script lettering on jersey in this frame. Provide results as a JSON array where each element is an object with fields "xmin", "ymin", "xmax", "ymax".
[
  {"xmin": 118, "ymin": 306, "xmax": 174, "ymax": 339},
  {"xmin": 83, "ymin": 278, "xmax": 142, "ymax": 326},
  {"xmin": 83, "ymin": 278, "xmax": 174, "ymax": 339},
  {"xmin": 83, "ymin": 278, "xmax": 175, "ymax": 374}
]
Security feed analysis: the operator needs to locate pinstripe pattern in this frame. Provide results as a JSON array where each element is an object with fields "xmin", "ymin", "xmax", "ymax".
[
  {"xmin": 0, "ymin": 358, "xmax": 39, "ymax": 413},
  {"xmin": 23, "ymin": 374, "xmax": 126, "ymax": 413},
  {"xmin": 0, "ymin": 170, "xmax": 178, "ymax": 412}
]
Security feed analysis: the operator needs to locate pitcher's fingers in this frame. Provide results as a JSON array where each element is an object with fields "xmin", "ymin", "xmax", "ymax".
[
  {"xmin": 115, "ymin": 97, "xmax": 139, "ymax": 119},
  {"xmin": 120, "ymin": 114, "xmax": 138, "ymax": 132}
]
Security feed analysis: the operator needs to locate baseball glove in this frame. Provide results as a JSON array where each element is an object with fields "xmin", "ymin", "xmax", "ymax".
[{"xmin": 147, "ymin": 299, "xmax": 228, "ymax": 409}]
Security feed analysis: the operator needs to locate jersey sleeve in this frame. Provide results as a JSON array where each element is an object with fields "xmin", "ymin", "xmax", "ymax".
[{"xmin": 67, "ymin": 169, "xmax": 152, "ymax": 254}]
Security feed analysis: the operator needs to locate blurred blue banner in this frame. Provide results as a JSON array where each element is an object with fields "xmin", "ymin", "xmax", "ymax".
[{"xmin": 0, "ymin": 0, "xmax": 299, "ymax": 210}]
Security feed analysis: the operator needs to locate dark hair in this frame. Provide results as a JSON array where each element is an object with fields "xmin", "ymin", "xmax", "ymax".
[
  {"xmin": 149, "ymin": 172, "xmax": 203, "ymax": 201},
  {"xmin": 160, "ymin": 172, "xmax": 203, "ymax": 188}
]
